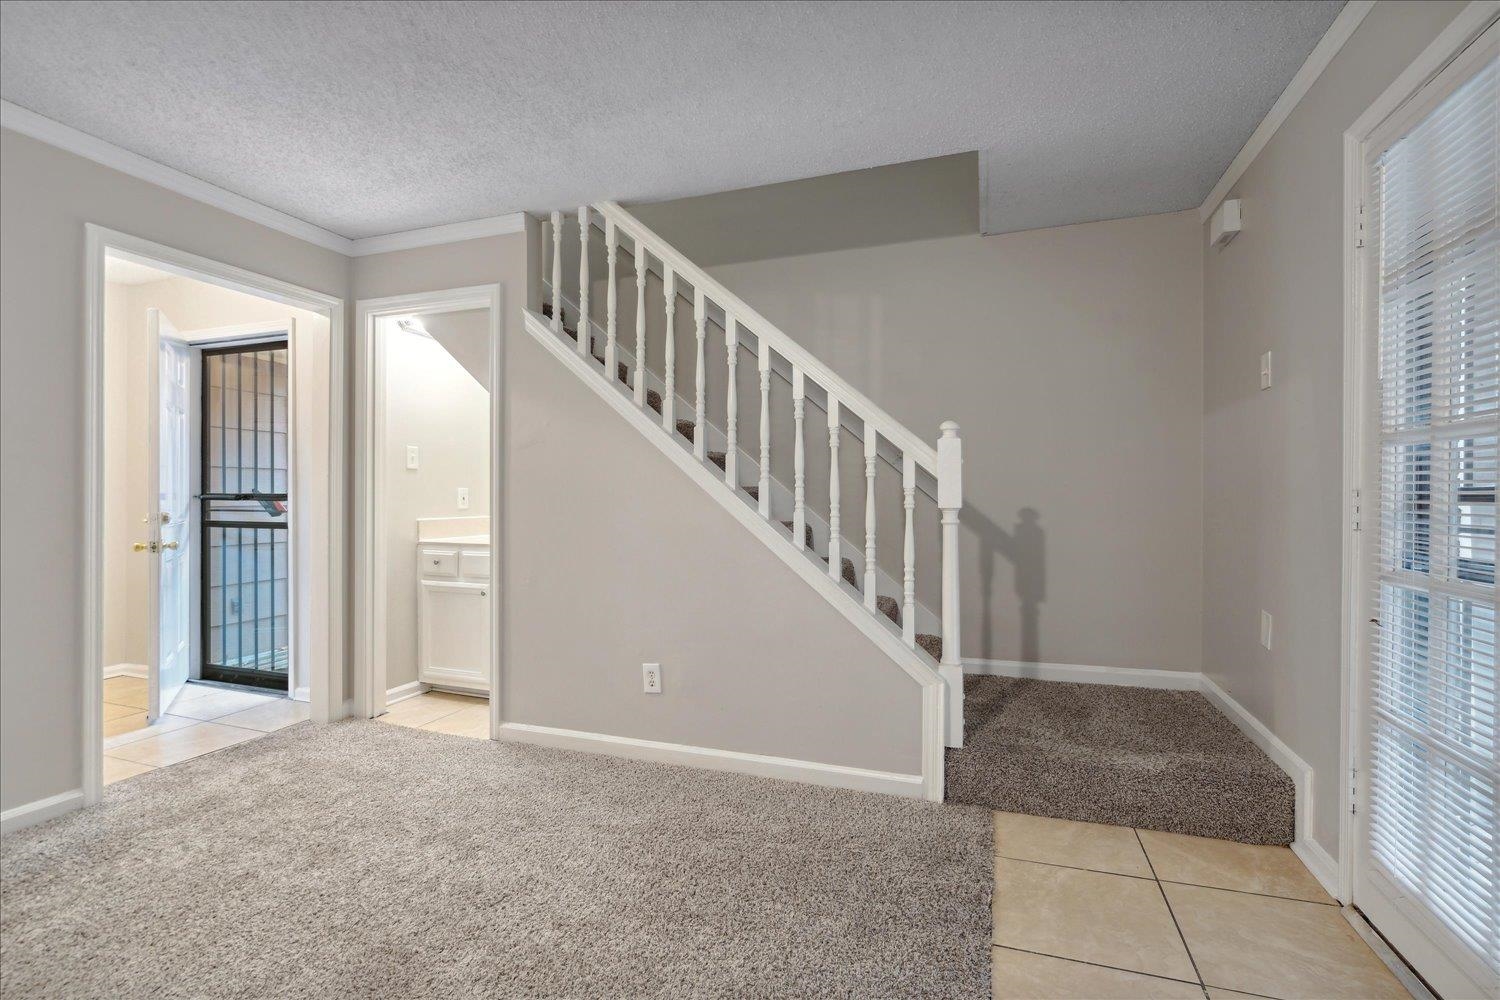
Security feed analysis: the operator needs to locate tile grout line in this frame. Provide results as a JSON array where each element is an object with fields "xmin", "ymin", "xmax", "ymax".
[
  {"xmin": 1158, "ymin": 877, "xmax": 1339, "ymax": 907},
  {"xmin": 995, "ymin": 852, "xmax": 1156, "ymax": 880},
  {"xmin": 988, "ymin": 944, "xmax": 1208, "ymax": 990},
  {"xmin": 1135, "ymin": 827, "xmax": 1208, "ymax": 992}
]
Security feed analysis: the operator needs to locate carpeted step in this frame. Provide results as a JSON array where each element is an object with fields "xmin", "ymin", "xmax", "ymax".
[
  {"xmin": 780, "ymin": 520, "xmax": 815, "ymax": 549},
  {"xmin": 647, "ymin": 389, "xmax": 662, "ymax": 414},
  {"xmin": 877, "ymin": 594, "xmax": 900, "ymax": 626},
  {"xmin": 744, "ymin": 484, "xmax": 759, "ymax": 502},
  {"xmin": 616, "ymin": 362, "xmax": 629, "ymax": 385},
  {"xmin": 676, "ymin": 418, "xmax": 696, "ymax": 441},
  {"xmin": 708, "ymin": 451, "xmax": 727, "ymax": 472},
  {"xmin": 946, "ymin": 675, "xmax": 1297, "ymax": 845},
  {"xmin": 916, "ymin": 634, "xmax": 942, "ymax": 660},
  {"xmin": 842, "ymin": 557, "xmax": 857, "ymax": 588}
]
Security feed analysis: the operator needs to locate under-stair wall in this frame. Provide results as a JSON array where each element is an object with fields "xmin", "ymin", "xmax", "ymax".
[{"xmin": 501, "ymin": 314, "xmax": 939, "ymax": 795}]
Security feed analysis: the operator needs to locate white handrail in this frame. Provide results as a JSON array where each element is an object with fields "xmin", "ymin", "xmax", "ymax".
[{"xmin": 596, "ymin": 201, "xmax": 940, "ymax": 474}]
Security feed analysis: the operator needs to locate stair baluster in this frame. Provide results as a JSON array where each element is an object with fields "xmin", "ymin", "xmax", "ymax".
[
  {"xmin": 827, "ymin": 398, "xmax": 841, "ymax": 582},
  {"xmin": 864, "ymin": 422, "xmax": 878, "ymax": 612},
  {"xmin": 576, "ymin": 206, "xmax": 590, "ymax": 358},
  {"xmin": 693, "ymin": 287, "xmax": 707, "ymax": 461},
  {"xmin": 550, "ymin": 210, "xmax": 562, "ymax": 335},
  {"xmin": 633, "ymin": 240, "xmax": 647, "ymax": 406},
  {"xmin": 725, "ymin": 317, "xmax": 739, "ymax": 488},
  {"xmin": 662, "ymin": 267, "xmax": 676, "ymax": 431},
  {"xmin": 792, "ymin": 369, "xmax": 806, "ymax": 550},
  {"xmin": 604, "ymin": 218, "xmax": 618, "ymax": 377},
  {"xmin": 758, "ymin": 341, "xmax": 772, "ymax": 519},
  {"xmin": 902, "ymin": 454, "xmax": 917, "ymax": 647}
]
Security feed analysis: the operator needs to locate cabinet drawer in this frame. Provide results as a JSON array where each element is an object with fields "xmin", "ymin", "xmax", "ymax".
[
  {"xmin": 459, "ymin": 548, "xmax": 490, "ymax": 581},
  {"xmin": 419, "ymin": 548, "xmax": 458, "ymax": 578}
]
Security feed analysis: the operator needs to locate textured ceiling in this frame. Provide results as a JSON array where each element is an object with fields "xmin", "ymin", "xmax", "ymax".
[{"xmin": 0, "ymin": 1, "xmax": 1343, "ymax": 239}]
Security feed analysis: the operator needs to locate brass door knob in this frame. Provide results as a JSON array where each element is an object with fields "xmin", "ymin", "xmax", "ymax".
[{"xmin": 132, "ymin": 541, "xmax": 156, "ymax": 553}]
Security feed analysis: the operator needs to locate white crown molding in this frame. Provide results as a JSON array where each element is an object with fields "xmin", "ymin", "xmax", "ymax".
[
  {"xmin": 1197, "ymin": 0, "xmax": 1377, "ymax": 222},
  {"xmin": 1, "ymin": 99, "xmax": 355, "ymax": 254},
  {"xmin": 2, "ymin": 99, "xmax": 530, "ymax": 259},
  {"xmin": 348, "ymin": 213, "xmax": 526, "ymax": 256}
]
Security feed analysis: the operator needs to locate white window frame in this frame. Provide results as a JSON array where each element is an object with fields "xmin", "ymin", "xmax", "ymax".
[{"xmin": 1341, "ymin": 7, "xmax": 1500, "ymax": 998}]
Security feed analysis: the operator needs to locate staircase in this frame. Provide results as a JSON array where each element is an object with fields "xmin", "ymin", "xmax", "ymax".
[{"xmin": 524, "ymin": 202, "xmax": 966, "ymax": 768}]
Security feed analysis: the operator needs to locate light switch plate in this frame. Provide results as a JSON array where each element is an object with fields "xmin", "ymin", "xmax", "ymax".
[
  {"xmin": 456, "ymin": 487, "xmax": 470, "ymax": 510},
  {"xmin": 1260, "ymin": 351, "xmax": 1273, "ymax": 390},
  {"xmin": 406, "ymin": 445, "xmax": 419, "ymax": 470}
]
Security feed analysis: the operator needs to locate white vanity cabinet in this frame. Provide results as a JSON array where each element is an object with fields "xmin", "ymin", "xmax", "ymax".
[{"xmin": 416, "ymin": 535, "xmax": 490, "ymax": 693}]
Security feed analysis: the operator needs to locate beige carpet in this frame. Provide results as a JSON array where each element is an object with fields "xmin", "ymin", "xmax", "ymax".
[
  {"xmin": 2, "ymin": 721, "xmax": 992, "ymax": 999},
  {"xmin": 946, "ymin": 675, "xmax": 1296, "ymax": 844}
]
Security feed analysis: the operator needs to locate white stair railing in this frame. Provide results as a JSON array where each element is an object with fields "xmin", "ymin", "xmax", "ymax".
[{"xmin": 545, "ymin": 203, "xmax": 965, "ymax": 747}]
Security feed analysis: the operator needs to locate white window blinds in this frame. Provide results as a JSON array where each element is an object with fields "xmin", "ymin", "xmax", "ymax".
[{"xmin": 1371, "ymin": 51, "xmax": 1498, "ymax": 976}]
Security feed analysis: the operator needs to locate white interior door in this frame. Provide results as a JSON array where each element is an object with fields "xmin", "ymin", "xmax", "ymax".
[
  {"xmin": 146, "ymin": 308, "xmax": 193, "ymax": 720},
  {"xmin": 1355, "ymin": 37, "xmax": 1498, "ymax": 1000}
]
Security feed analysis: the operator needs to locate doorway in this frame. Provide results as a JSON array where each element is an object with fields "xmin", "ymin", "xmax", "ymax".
[
  {"xmin": 355, "ymin": 286, "xmax": 502, "ymax": 739},
  {"xmin": 88, "ymin": 229, "xmax": 344, "ymax": 799}
]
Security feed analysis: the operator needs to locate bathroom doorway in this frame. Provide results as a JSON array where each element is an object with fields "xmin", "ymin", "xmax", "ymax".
[{"xmin": 354, "ymin": 286, "xmax": 502, "ymax": 738}]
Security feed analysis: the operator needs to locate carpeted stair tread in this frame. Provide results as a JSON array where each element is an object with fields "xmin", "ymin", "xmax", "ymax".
[
  {"xmin": 709, "ymin": 451, "xmax": 727, "ymax": 472},
  {"xmin": 745, "ymin": 484, "xmax": 759, "ymax": 501},
  {"xmin": 616, "ymin": 362, "xmax": 629, "ymax": 385},
  {"xmin": 916, "ymin": 634, "xmax": 942, "ymax": 660},
  {"xmin": 676, "ymin": 418, "xmax": 696, "ymax": 441},
  {"xmin": 842, "ymin": 557, "xmax": 857, "ymax": 588},
  {"xmin": 946, "ymin": 675, "xmax": 1297, "ymax": 845},
  {"xmin": 647, "ymin": 389, "xmax": 663, "ymax": 414},
  {"xmin": 876, "ymin": 594, "xmax": 901, "ymax": 626},
  {"xmin": 779, "ymin": 520, "xmax": 815, "ymax": 549}
]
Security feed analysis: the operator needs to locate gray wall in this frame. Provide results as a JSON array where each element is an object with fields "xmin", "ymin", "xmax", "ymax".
[
  {"xmin": 0, "ymin": 128, "xmax": 349, "ymax": 813},
  {"xmin": 611, "ymin": 196, "xmax": 1206, "ymax": 673},
  {"xmin": 354, "ymin": 235, "xmax": 925, "ymax": 774},
  {"xmin": 1202, "ymin": 0, "xmax": 1469, "ymax": 857}
]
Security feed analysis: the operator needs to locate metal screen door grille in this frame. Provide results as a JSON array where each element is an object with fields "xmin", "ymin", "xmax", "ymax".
[
  {"xmin": 201, "ymin": 342, "xmax": 290, "ymax": 690},
  {"xmin": 1369, "ymin": 53, "xmax": 1498, "ymax": 978}
]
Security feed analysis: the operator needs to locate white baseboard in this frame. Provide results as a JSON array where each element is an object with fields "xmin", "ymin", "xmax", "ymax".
[
  {"xmin": 385, "ymin": 680, "xmax": 429, "ymax": 706},
  {"xmin": 1292, "ymin": 837, "xmax": 1342, "ymax": 902},
  {"xmin": 103, "ymin": 663, "xmax": 148, "ymax": 679},
  {"xmin": 1, "ymin": 789, "xmax": 84, "ymax": 835},
  {"xmin": 963, "ymin": 657, "xmax": 1201, "ymax": 690},
  {"xmin": 497, "ymin": 722, "xmax": 927, "ymax": 800}
]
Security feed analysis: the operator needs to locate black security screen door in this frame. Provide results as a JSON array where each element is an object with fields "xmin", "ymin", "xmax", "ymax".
[{"xmin": 200, "ymin": 341, "xmax": 290, "ymax": 690}]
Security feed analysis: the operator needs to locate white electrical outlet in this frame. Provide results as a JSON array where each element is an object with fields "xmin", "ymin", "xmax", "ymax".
[
  {"xmin": 456, "ymin": 487, "xmax": 470, "ymax": 510},
  {"xmin": 1260, "ymin": 351, "xmax": 1273, "ymax": 390},
  {"xmin": 642, "ymin": 663, "xmax": 662, "ymax": 693},
  {"xmin": 406, "ymin": 445, "xmax": 420, "ymax": 470},
  {"xmin": 1260, "ymin": 610, "xmax": 1274, "ymax": 650}
]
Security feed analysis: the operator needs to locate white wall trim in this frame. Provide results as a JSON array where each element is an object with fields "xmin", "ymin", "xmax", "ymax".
[
  {"xmin": 498, "ymin": 723, "xmax": 928, "ymax": 800},
  {"xmin": 348, "ymin": 214, "xmax": 527, "ymax": 257},
  {"xmin": 384, "ymin": 680, "xmax": 429, "ymax": 706},
  {"xmin": 103, "ymin": 662, "xmax": 149, "ymax": 679},
  {"xmin": 1197, "ymin": 0, "xmax": 1377, "ymax": 221},
  {"xmin": 963, "ymin": 657, "xmax": 1202, "ymax": 690},
  {"xmin": 1, "ymin": 789, "xmax": 84, "ymax": 835},
  {"xmin": 353, "ymin": 285, "xmax": 504, "ymax": 733},
  {"xmin": 4, "ymin": 100, "xmax": 354, "ymax": 254}
]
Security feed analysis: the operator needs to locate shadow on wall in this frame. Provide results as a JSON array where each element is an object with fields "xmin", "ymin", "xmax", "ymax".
[{"xmin": 964, "ymin": 505, "xmax": 1046, "ymax": 662}]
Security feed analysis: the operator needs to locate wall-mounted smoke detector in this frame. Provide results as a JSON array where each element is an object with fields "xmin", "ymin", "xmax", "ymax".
[{"xmin": 1210, "ymin": 199, "xmax": 1242, "ymax": 248}]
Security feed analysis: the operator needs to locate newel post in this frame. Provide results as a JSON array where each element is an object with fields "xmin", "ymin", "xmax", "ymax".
[{"xmin": 937, "ymin": 420, "xmax": 963, "ymax": 747}]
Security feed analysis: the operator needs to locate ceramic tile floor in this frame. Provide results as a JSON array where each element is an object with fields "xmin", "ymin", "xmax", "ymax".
[
  {"xmin": 991, "ymin": 812, "xmax": 1410, "ymax": 999},
  {"xmin": 376, "ymin": 690, "xmax": 491, "ymax": 738},
  {"xmin": 101, "ymin": 676, "xmax": 308, "ymax": 783}
]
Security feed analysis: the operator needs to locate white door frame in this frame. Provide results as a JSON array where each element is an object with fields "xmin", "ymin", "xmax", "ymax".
[
  {"xmin": 84, "ymin": 224, "xmax": 346, "ymax": 805},
  {"xmin": 1339, "ymin": 4, "xmax": 1499, "ymax": 994},
  {"xmin": 353, "ymin": 285, "xmax": 504, "ymax": 738}
]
